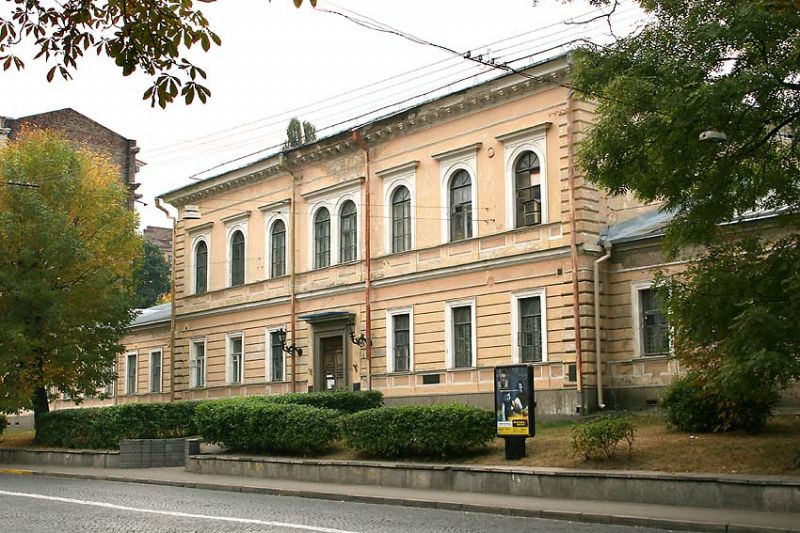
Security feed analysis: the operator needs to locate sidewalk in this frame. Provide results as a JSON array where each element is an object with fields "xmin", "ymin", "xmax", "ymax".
[{"xmin": 1, "ymin": 463, "xmax": 798, "ymax": 533}]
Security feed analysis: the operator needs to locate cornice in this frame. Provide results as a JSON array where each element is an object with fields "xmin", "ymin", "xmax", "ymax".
[
  {"xmin": 495, "ymin": 122, "xmax": 552, "ymax": 144},
  {"xmin": 431, "ymin": 142, "xmax": 482, "ymax": 162},
  {"xmin": 259, "ymin": 198, "xmax": 291, "ymax": 212},
  {"xmin": 221, "ymin": 210, "xmax": 251, "ymax": 225},
  {"xmin": 375, "ymin": 160, "xmax": 419, "ymax": 179},
  {"xmin": 186, "ymin": 221, "xmax": 214, "ymax": 234},
  {"xmin": 301, "ymin": 176, "xmax": 365, "ymax": 201},
  {"xmin": 163, "ymin": 160, "xmax": 283, "ymax": 207}
]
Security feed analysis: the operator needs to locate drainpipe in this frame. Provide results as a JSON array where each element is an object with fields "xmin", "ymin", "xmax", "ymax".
[
  {"xmin": 352, "ymin": 130, "xmax": 372, "ymax": 390},
  {"xmin": 154, "ymin": 197, "xmax": 177, "ymax": 403},
  {"xmin": 280, "ymin": 156, "xmax": 300, "ymax": 393},
  {"xmin": 594, "ymin": 242, "xmax": 612, "ymax": 410},
  {"xmin": 566, "ymin": 89, "xmax": 585, "ymax": 412}
]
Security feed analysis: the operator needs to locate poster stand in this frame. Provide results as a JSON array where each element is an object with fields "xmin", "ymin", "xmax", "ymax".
[{"xmin": 494, "ymin": 364, "xmax": 535, "ymax": 460}]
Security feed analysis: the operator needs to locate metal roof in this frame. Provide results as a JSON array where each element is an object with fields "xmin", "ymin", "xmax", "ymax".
[
  {"xmin": 130, "ymin": 303, "xmax": 171, "ymax": 328},
  {"xmin": 604, "ymin": 209, "xmax": 675, "ymax": 244}
]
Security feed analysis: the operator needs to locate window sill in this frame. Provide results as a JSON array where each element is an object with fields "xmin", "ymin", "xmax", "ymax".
[
  {"xmin": 386, "ymin": 371, "xmax": 413, "ymax": 376},
  {"xmin": 446, "ymin": 366, "xmax": 477, "ymax": 372},
  {"xmin": 633, "ymin": 354, "xmax": 674, "ymax": 361}
]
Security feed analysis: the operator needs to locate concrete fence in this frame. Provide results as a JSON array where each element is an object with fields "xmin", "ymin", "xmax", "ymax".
[{"xmin": 187, "ymin": 455, "xmax": 800, "ymax": 514}]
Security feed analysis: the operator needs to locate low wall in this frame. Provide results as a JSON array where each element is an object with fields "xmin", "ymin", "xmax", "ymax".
[
  {"xmin": 0, "ymin": 447, "xmax": 119, "ymax": 468},
  {"xmin": 119, "ymin": 438, "xmax": 187, "ymax": 468},
  {"xmin": 187, "ymin": 455, "xmax": 800, "ymax": 514}
]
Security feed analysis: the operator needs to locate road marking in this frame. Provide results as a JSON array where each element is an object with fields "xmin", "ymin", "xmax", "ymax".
[
  {"xmin": 0, "ymin": 489, "xmax": 361, "ymax": 533},
  {"xmin": 0, "ymin": 469, "xmax": 34, "ymax": 475}
]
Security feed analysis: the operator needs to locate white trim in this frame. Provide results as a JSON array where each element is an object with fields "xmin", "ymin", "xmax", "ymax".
[
  {"xmin": 444, "ymin": 298, "xmax": 477, "ymax": 369},
  {"xmin": 189, "ymin": 234, "xmax": 211, "ymax": 295},
  {"xmin": 225, "ymin": 221, "xmax": 248, "ymax": 286},
  {"xmin": 189, "ymin": 338, "xmax": 207, "ymax": 388},
  {"xmin": 265, "ymin": 213, "xmax": 291, "ymax": 279},
  {"xmin": 335, "ymin": 195, "xmax": 361, "ymax": 263},
  {"xmin": 226, "ymin": 332, "xmax": 245, "ymax": 384},
  {"xmin": 386, "ymin": 307, "xmax": 414, "ymax": 373},
  {"xmin": 124, "ymin": 351, "xmax": 138, "ymax": 395},
  {"xmin": 382, "ymin": 170, "xmax": 416, "ymax": 254},
  {"xmin": 631, "ymin": 280, "xmax": 674, "ymax": 359},
  {"xmin": 148, "ymin": 349, "xmax": 163, "ymax": 393},
  {"xmin": 308, "ymin": 203, "xmax": 333, "ymax": 270},
  {"xmin": 498, "ymin": 123, "xmax": 549, "ymax": 230},
  {"xmin": 220, "ymin": 210, "xmax": 251, "ymax": 225},
  {"xmin": 301, "ymin": 176, "xmax": 364, "ymax": 200},
  {"xmin": 265, "ymin": 326, "xmax": 286, "ymax": 382},
  {"xmin": 436, "ymin": 145, "xmax": 480, "ymax": 243},
  {"xmin": 510, "ymin": 287, "xmax": 548, "ymax": 364}
]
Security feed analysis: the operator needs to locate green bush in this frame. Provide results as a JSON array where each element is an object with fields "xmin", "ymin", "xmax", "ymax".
[
  {"xmin": 571, "ymin": 415, "xmax": 635, "ymax": 461},
  {"xmin": 194, "ymin": 398, "xmax": 340, "ymax": 455},
  {"xmin": 0, "ymin": 413, "xmax": 6, "ymax": 436},
  {"xmin": 264, "ymin": 390, "xmax": 383, "ymax": 414},
  {"xmin": 35, "ymin": 401, "xmax": 200, "ymax": 449},
  {"xmin": 661, "ymin": 371, "xmax": 778, "ymax": 434},
  {"xmin": 341, "ymin": 403, "xmax": 496, "ymax": 459}
]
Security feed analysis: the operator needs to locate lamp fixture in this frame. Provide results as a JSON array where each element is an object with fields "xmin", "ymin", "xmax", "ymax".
[
  {"xmin": 277, "ymin": 328, "xmax": 302, "ymax": 356},
  {"xmin": 346, "ymin": 322, "xmax": 369, "ymax": 348}
]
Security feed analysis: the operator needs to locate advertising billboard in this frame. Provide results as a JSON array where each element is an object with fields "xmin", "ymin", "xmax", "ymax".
[{"xmin": 494, "ymin": 364, "xmax": 535, "ymax": 438}]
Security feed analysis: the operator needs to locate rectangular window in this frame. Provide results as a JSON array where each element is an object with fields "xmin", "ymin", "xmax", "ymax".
[
  {"xmin": 639, "ymin": 288, "xmax": 670, "ymax": 356},
  {"xmin": 190, "ymin": 340, "xmax": 206, "ymax": 388},
  {"xmin": 452, "ymin": 306, "xmax": 473, "ymax": 368},
  {"xmin": 150, "ymin": 350, "xmax": 162, "ymax": 393},
  {"xmin": 126, "ymin": 353, "xmax": 137, "ymax": 395},
  {"xmin": 270, "ymin": 331, "xmax": 284, "ymax": 382},
  {"xmin": 519, "ymin": 296, "xmax": 543, "ymax": 363},
  {"xmin": 229, "ymin": 335, "xmax": 243, "ymax": 384},
  {"xmin": 393, "ymin": 313, "xmax": 411, "ymax": 372},
  {"xmin": 103, "ymin": 362, "xmax": 116, "ymax": 396}
]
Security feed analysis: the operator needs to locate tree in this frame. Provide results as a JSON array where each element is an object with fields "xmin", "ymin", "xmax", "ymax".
[
  {"xmin": 0, "ymin": 0, "xmax": 316, "ymax": 108},
  {"xmin": 572, "ymin": 0, "xmax": 800, "ymax": 430},
  {"xmin": 284, "ymin": 117, "xmax": 317, "ymax": 149},
  {"xmin": 0, "ymin": 130, "xmax": 142, "ymax": 429},
  {"xmin": 133, "ymin": 238, "xmax": 171, "ymax": 309}
]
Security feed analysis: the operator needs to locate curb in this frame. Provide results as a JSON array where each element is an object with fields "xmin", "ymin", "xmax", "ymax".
[{"xmin": 8, "ymin": 469, "xmax": 798, "ymax": 533}]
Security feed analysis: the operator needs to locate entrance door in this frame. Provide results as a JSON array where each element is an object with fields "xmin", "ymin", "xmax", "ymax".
[{"xmin": 319, "ymin": 335, "xmax": 347, "ymax": 391}]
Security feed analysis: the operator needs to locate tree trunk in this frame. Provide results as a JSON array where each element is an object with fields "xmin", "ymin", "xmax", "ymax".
[{"xmin": 31, "ymin": 386, "xmax": 49, "ymax": 437}]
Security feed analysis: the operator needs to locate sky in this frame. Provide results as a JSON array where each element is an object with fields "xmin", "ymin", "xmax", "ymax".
[{"xmin": 0, "ymin": 0, "xmax": 643, "ymax": 229}]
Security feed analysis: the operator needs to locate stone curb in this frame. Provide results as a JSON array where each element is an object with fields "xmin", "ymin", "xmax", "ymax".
[{"xmin": 8, "ymin": 468, "xmax": 798, "ymax": 533}]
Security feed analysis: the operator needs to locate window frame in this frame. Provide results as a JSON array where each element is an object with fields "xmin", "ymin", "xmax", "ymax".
[
  {"xmin": 125, "ymin": 351, "xmax": 138, "ymax": 395},
  {"xmin": 338, "ymin": 199, "xmax": 358, "ymax": 264},
  {"xmin": 390, "ymin": 185, "xmax": 412, "ymax": 253},
  {"xmin": 378, "ymin": 161, "xmax": 417, "ymax": 255},
  {"xmin": 149, "ymin": 349, "xmax": 163, "ymax": 393},
  {"xmin": 510, "ymin": 288, "xmax": 548, "ymax": 364},
  {"xmin": 386, "ymin": 307, "xmax": 414, "ymax": 373},
  {"xmin": 189, "ymin": 234, "xmax": 211, "ymax": 295},
  {"xmin": 447, "ymin": 168, "xmax": 475, "ymax": 243},
  {"xmin": 313, "ymin": 206, "xmax": 332, "ymax": 269},
  {"xmin": 512, "ymin": 150, "xmax": 543, "ymax": 229},
  {"xmin": 434, "ymin": 144, "xmax": 479, "ymax": 244},
  {"xmin": 268, "ymin": 217, "xmax": 288, "ymax": 279},
  {"xmin": 189, "ymin": 338, "xmax": 207, "ymax": 389},
  {"xmin": 631, "ymin": 280, "xmax": 672, "ymax": 359},
  {"xmin": 228, "ymin": 229, "xmax": 246, "ymax": 287},
  {"xmin": 265, "ymin": 326, "xmax": 286, "ymax": 382},
  {"xmin": 444, "ymin": 298, "xmax": 477, "ymax": 370},
  {"xmin": 497, "ymin": 124, "xmax": 549, "ymax": 230},
  {"xmin": 226, "ymin": 332, "xmax": 245, "ymax": 385}
]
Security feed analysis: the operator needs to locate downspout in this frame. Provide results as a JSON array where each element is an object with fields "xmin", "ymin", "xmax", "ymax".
[
  {"xmin": 594, "ymin": 242, "xmax": 612, "ymax": 410},
  {"xmin": 352, "ymin": 130, "xmax": 372, "ymax": 390},
  {"xmin": 566, "ymin": 88, "xmax": 585, "ymax": 412},
  {"xmin": 154, "ymin": 197, "xmax": 177, "ymax": 403},
  {"xmin": 280, "ymin": 155, "xmax": 299, "ymax": 393}
]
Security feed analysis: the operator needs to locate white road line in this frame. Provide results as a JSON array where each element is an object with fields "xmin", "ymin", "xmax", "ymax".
[{"xmin": 0, "ymin": 489, "xmax": 361, "ymax": 533}]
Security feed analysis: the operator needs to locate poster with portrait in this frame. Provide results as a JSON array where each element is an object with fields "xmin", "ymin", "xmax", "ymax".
[{"xmin": 494, "ymin": 364, "xmax": 535, "ymax": 437}]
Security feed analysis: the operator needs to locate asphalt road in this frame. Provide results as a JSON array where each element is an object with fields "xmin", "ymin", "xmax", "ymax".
[{"xmin": 0, "ymin": 474, "xmax": 685, "ymax": 533}]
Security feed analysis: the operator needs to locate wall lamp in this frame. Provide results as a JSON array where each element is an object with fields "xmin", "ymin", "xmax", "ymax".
[
  {"xmin": 276, "ymin": 328, "xmax": 302, "ymax": 356},
  {"xmin": 346, "ymin": 322, "xmax": 369, "ymax": 348}
]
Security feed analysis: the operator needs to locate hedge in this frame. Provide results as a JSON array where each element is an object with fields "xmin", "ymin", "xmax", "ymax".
[
  {"xmin": 35, "ymin": 401, "xmax": 200, "ymax": 449},
  {"xmin": 571, "ymin": 415, "xmax": 636, "ymax": 460},
  {"xmin": 263, "ymin": 390, "xmax": 383, "ymax": 414},
  {"xmin": 341, "ymin": 404, "xmax": 496, "ymax": 458},
  {"xmin": 194, "ymin": 398, "xmax": 340, "ymax": 455},
  {"xmin": 0, "ymin": 413, "xmax": 6, "ymax": 437}
]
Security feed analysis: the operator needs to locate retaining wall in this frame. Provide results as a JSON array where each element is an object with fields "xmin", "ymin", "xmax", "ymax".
[
  {"xmin": 0, "ymin": 448, "xmax": 119, "ymax": 468},
  {"xmin": 187, "ymin": 455, "xmax": 800, "ymax": 514}
]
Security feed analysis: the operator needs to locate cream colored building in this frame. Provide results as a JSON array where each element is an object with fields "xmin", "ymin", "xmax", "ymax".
[{"xmin": 56, "ymin": 54, "xmax": 687, "ymax": 415}]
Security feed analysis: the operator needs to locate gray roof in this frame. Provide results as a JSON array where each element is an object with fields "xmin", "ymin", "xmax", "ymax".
[
  {"xmin": 131, "ymin": 303, "xmax": 171, "ymax": 328},
  {"xmin": 604, "ymin": 209, "xmax": 675, "ymax": 244}
]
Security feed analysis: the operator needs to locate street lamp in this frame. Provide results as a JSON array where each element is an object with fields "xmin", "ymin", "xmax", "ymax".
[
  {"xmin": 346, "ymin": 321, "xmax": 369, "ymax": 348},
  {"xmin": 277, "ymin": 328, "xmax": 302, "ymax": 356}
]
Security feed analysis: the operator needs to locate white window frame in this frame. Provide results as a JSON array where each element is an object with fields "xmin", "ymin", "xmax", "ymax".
[
  {"xmin": 265, "ymin": 213, "xmax": 291, "ymax": 279},
  {"xmin": 377, "ymin": 161, "xmax": 418, "ymax": 254},
  {"xmin": 265, "ymin": 326, "xmax": 286, "ymax": 382},
  {"xmin": 103, "ymin": 361, "xmax": 116, "ymax": 396},
  {"xmin": 149, "ymin": 349, "xmax": 163, "ymax": 393},
  {"xmin": 224, "ymin": 214, "xmax": 249, "ymax": 287},
  {"xmin": 189, "ymin": 338, "xmax": 207, "ymax": 389},
  {"xmin": 335, "ymin": 194, "xmax": 361, "ymax": 264},
  {"xmin": 497, "ymin": 123, "xmax": 550, "ymax": 230},
  {"xmin": 631, "ymin": 280, "xmax": 673, "ymax": 359},
  {"xmin": 434, "ymin": 144, "xmax": 480, "ymax": 244},
  {"xmin": 189, "ymin": 234, "xmax": 211, "ymax": 295},
  {"xmin": 124, "ymin": 351, "xmax": 138, "ymax": 395},
  {"xmin": 226, "ymin": 332, "xmax": 245, "ymax": 384},
  {"xmin": 303, "ymin": 178, "xmax": 364, "ymax": 270},
  {"xmin": 445, "ymin": 298, "xmax": 477, "ymax": 369},
  {"xmin": 386, "ymin": 307, "xmax": 414, "ymax": 373},
  {"xmin": 510, "ymin": 288, "xmax": 548, "ymax": 364},
  {"xmin": 308, "ymin": 203, "xmax": 334, "ymax": 270}
]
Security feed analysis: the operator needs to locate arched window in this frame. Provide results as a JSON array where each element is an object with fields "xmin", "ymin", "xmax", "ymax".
[
  {"xmin": 339, "ymin": 200, "xmax": 357, "ymax": 263},
  {"xmin": 391, "ymin": 186, "xmax": 411, "ymax": 253},
  {"xmin": 194, "ymin": 240, "xmax": 208, "ymax": 294},
  {"xmin": 449, "ymin": 169, "xmax": 472, "ymax": 242},
  {"xmin": 229, "ymin": 230, "xmax": 245, "ymax": 286},
  {"xmin": 270, "ymin": 220, "xmax": 286, "ymax": 278},
  {"xmin": 314, "ymin": 208, "xmax": 331, "ymax": 269},
  {"xmin": 514, "ymin": 151, "xmax": 541, "ymax": 227}
]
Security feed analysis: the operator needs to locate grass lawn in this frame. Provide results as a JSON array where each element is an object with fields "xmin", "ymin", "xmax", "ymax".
[{"xmin": 0, "ymin": 428, "xmax": 35, "ymax": 448}]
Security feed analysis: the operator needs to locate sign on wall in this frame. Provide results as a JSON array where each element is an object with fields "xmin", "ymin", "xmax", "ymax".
[{"xmin": 494, "ymin": 364, "xmax": 535, "ymax": 438}]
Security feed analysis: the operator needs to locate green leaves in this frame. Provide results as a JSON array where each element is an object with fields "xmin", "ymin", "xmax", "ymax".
[{"xmin": 571, "ymin": 415, "xmax": 635, "ymax": 461}]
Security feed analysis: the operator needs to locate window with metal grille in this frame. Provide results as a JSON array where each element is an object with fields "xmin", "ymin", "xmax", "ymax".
[
  {"xmin": 452, "ymin": 306, "xmax": 473, "ymax": 368},
  {"xmin": 194, "ymin": 240, "xmax": 208, "ymax": 294},
  {"xmin": 314, "ymin": 208, "xmax": 331, "ymax": 268},
  {"xmin": 270, "ymin": 331, "xmax": 284, "ymax": 382},
  {"xmin": 230, "ymin": 230, "xmax": 245, "ymax": 286},
  {"xmin": 191, "ymin": 341, "xmax": 205, "ymax": 388},
  {"xmin": 126, "ymin": 353, "xmax": 137, "ymax": 395},
  {"xmin": 518, "ymin": 296, "xmax": 543, "ymax": 363},
  {"xmin": 340, "ymin": 201, "xmax": 357, "ymax": 263},
  {"xmin": 392, "ymin": 186, "xmax": 411, "ymax": 253},
  {"xmin": 150, "ymin": 351, "xmax": 162, "ymax": 393},
  {"xmin": 449, "ymin": 170, "xmax": 473, "ymax": 242},
  {"xmin": 514, "ymin": 151, "xmax": 542, "ymax": 228},
  {"xmin": 640, "ymin": 288, "xmax": 670, "ymax": 356},
  {"xmin": 393, "ymin": 313, "xmax": 410, "ymax": 372},
  {"xmin": 270, "ymin": 220, "xmax": 286, "ymax": 278},
  {"xmin": 229, "ymin": 336, "xmax": 243, "ymax": 384}
]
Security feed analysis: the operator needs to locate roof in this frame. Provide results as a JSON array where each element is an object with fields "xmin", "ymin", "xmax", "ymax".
[
  {"xmin": 131, "ymin": 303, "xmax": 171, "ymax": 328},
  {"xmin": 604, "ymin": 209, "xmax": 675, "ymax": 244}
]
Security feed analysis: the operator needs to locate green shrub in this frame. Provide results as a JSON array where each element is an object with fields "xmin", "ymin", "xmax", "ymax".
[
  {"xmin": 264, "ymin": 390, "xmax": 383, "ymax": 414},
  {"xmin": 0, "ymin": 413, "xmax": 6, "ymax": 436},
  {"xmin": 341, "ymin": 403, "xmax": 496, "ymax": 459},
  {"xmin": 194, "ymin": 398, "xmax": 340, "ymax": 455},
  {"xmin": 661, "ymin": 371, "xmax": 778, "ymax": 434},
  {"xmin": 571, "ymin": 415, "xmax": 635, "ymax": 461},
  {"xmin": 35, "ymin": 401, "xmax": 200, "ymax": 449}
]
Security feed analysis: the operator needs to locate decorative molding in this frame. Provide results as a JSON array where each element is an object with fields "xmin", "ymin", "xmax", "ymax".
[
  {"xmin": 221, "ymin": 210, "xmax": 251, "ymax": 225},
  {"xmin": 431, "ymin": 142, "xmax": 482, "ymax": 162},
  {"xmin": 376, "ymin": 160, "xmax": 419, "ymax": 179},
  {"xmin": 259, "ymin": 199, "xmax": 291, "ymax": 212},
  {"xmin": 186, "ymin": 221, "xmax": 213, "ymax": 234},
  {"xmin": 301, "ymin": 176, "xmax": 364, "ymax": 200},
  {"xmin": 495, "ymin": 122, "xmax": 551, "ymax": 144}
]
